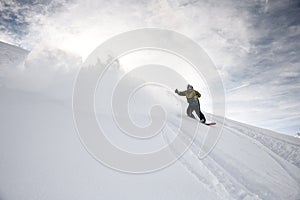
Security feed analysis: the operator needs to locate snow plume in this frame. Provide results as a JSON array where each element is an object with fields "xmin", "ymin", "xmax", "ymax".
[{"xmin": 1, "ymin": 43, "xmax": 81, "ymax": 103}]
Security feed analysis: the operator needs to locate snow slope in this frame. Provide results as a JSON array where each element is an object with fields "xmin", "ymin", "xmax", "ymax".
[{"xmin": 0, "ymin": 42, "xmax": 300, "ymax": 200}]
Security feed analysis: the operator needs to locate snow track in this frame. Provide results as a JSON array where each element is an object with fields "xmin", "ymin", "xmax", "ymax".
[
  {"xmin": 164, "ymin": 116, "xmax": 300, "ymax": 200},
  {"xmin": 164, "ymin": 128, "xmax": 261, "ymax": 200},
  {"xmin": 216, "ymin": 116, "xmax": 300, "ymax": 168}
]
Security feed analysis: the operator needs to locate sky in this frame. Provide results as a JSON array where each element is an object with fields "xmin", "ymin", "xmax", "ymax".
[{"xmin": 0, "ymin": 0, "xmax": 299, "ymax": 136}]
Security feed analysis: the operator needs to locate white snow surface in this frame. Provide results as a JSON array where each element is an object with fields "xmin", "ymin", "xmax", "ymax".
[{"xmin": 0, "ymin": 42, "xmax": 300, "ymax": 200}]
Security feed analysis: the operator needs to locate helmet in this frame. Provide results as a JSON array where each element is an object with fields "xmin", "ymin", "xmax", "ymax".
[{"xmin": 187, "ymin": 84, "xmax": 193, "ymax": 90}]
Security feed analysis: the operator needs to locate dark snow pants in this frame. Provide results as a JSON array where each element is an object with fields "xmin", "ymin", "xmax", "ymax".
[{"xmin": 186, "ymin": 99, "xmax": 206, "ymax": 123}]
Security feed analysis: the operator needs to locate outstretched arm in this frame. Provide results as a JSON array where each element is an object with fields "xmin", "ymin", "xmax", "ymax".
[{"xmin": 175, "ymin": 89, "xmax": 187, "ymax": 96}]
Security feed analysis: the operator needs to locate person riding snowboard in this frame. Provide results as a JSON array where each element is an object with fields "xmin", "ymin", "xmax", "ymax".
[{"xmin": 175, "ymin": 84, "xmax": 206, "ymax": 123}]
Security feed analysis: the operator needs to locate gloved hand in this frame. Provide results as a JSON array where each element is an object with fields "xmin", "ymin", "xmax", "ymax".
[
  {"xmin": 196, "ymin": 94, "xmax": 201, "ymax": 98},
  {"xmin": 175, "ymin": 89, "xmax": 178, "ymax": 94}
]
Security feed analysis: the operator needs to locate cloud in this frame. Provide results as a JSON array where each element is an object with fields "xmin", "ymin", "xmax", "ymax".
[
  {"xmin": 0, "ymin": 0, "xmax": 68, "ymax": 45},
  {"xmin": 1, "ymin": 0, "xmax": 257, "ymax": 59}
]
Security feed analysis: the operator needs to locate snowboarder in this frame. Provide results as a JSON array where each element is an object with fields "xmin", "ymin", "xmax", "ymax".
[{"xmin": 175, "ymin": 84, "xmax": 206, "ymax": 123}]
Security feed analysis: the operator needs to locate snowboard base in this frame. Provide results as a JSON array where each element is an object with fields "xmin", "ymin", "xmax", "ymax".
[{"xmin": 204, "ymin": 122, "xmax": 216, "ymax": 126}]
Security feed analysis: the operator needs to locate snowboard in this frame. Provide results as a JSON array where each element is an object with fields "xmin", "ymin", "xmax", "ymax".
[{"xmin": 204, "ymin": 122, "xmax": 216, "ymax": 126}]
